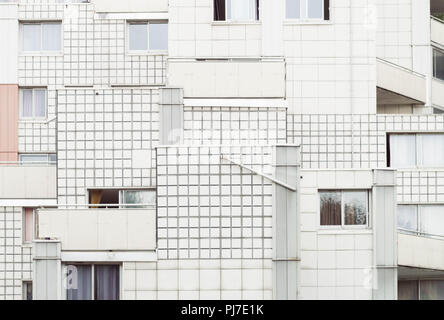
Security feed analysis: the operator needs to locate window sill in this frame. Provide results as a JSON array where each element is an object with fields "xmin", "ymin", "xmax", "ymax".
[
  {"xmin": 212, "ymin": 21, "xmax": 261, "ymax": 26},
  {"xmin": 19, "ymin": 52, "xmax": 63, "ymax": 57},
  {"xmin": 284, "ymin": 19, "xmax": 332, "ymax": 26},
  {"xmin": 19, "ymin": 119, "xmax": 49, "ymax": 124}
]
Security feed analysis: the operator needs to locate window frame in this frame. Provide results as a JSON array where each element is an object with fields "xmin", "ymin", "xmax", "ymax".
[
  {"xmin": 285, "ymin": 0, "xmax": 330, "ymax": 23},
  {"xmin": 398, "ymin": 204, "xmax": 444, "ymax": 239},
  {"xmin": 213, "ymin": 0, "xmax": 260, "ymax": 23},
  {"xmin": 19, "ymin": 88, "xmax": 48, "ymax": 120},
  {"xmin": 433, "ymin": 47, "xmax": 444, "ymax": 82},
  {"xmin": 87, "ymin": 188, "xmax": 156, "ymax": 208},
  {"xmin": 22, "ymin": 208, "xmax": 35, "ymax": 245},
  {"xmin": 63, "ymin": 263, "xmax": 121, "ymax": 301},
  {"xmin": 318, "ymin": 189, "xmax": 370, "ymax": 230},
  {"xmin": 126, "ymin": 20, "xmax": 168, "ymax": 54},
  {"xmin": 20, "ymin": 21, "xmax": 63, "ymax": 55},
  {"xmin": 388, "ymin": 133, "xmax": 444, "ymax": 169}
]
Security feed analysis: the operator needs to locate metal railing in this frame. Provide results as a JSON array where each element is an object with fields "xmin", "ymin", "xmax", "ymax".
[
  {"xmin": 398, "ymin": 227, "xmax": 444, "ymax": 241},
  {"xmin": 39, "ymin": 203, "xmax": 156, "ymax": 210}
]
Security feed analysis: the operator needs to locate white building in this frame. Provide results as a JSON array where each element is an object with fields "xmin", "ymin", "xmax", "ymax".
[{"xmin": 0, "ymin": 0, "xmax": 443, "ymax": 300}]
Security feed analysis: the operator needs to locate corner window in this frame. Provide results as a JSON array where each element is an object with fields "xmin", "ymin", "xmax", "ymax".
[
  {"xmin": 286, "ymin": 0, "xmax": 330, "ymax": 20},
  {"xmin": 214, "ymin": 0, "xmax": 259, "ymax": 22},
  {"xmin": 320, "ymin": 190, "xmax": 369, "ymax": 227},
  {"xmin": 66, "ymin": 264, "xmax": 120, "ymax": 300},
  {"xmin": 128, "ymin": 21, "xmax": 168, "ymax": 52},
  {"xmin": 388, "ymin": 133, "xmax": 444, "ymax": 168},
  {"xmin": 433, "ymin": 48, "xmax": 444, "ymax": 81},
  {"xmin": 21, "ymin": 22, "xmax": 62, "ymax": 52},
  {"xmin": 20, "ymin": 88, "xmax": 47, "ymax": 120}
]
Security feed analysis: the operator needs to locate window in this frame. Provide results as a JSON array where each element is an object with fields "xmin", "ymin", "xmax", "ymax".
[
  {"xmin": 23, "ymin": 208, "xmax": 34, "ymax": 244},
  {"xmin": 434, "ymin": 48, "xmax": 444, "ymax": 81},
  {"xmin": 320, "ymin": 190, "xmax": 369, "ymax": 227},
  {"xmin": 286, "ymin": 0, "xmax": 330, "ymax": 20},
  {"xmin": 214, "ymin": 0, "xmax": 259, "ymax": 21},
  {"xmin": 66, "ymin": 264, "xmax": 120, "ymax": 300},
  {"xmin": 23, "ymin": 282, "xmax": 32, "ymax": 300},
  {"xmin": 22, "ymin": 22, "xmax": 61, "ymax": 52},
  {"xmin": 399, "ymin": 280, "xmax": 444, "ymax": 300},
  {"xmin": 19, "ymin": 153, "xmax": 56, "ymax": 164},
  {"xmin": 398, "ymin": 205, "xmax": 444, "ymax": 238},
  {"xmin": 388, "ymin": 133, "xmax": 444, "ymax": 168},
  {"xmin": 20, "ymin": 88, "xmax": 47, "ymax": 120},
  {"xmin": 89, "ymin": 189, "xmax": 156, "ymax": 208},
  {"xmin": 128, "ymin": 21, "xmax": 168, "ymax": 52}
]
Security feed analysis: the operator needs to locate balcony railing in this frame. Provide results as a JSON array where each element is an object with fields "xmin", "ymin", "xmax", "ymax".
[{"xmin": 37, "ymin": 206, "xmax": 157, "ymax": 251}]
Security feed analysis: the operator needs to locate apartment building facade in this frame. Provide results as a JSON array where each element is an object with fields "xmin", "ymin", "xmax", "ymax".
[{"xmin": 0, "ymin": 0, "xmax": 444, "ymax": 300}]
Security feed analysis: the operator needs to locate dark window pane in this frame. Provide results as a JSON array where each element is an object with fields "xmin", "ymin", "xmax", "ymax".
[
  {"xmin": 95, "ymin": 265, "xmax": 120, "ymax": 300},
  {"xmin": 344, "ymin": 191, "xmax": 368, "ymax": 225},
  {"xmin": 67, "ymin": 265, "xmax": 92, "ymax": 300},
  {"xmin": 214, "ymin": 0, "xmax": 226, "ymax": 21},
  {"xmin": 324, "ymin": 0, "xmax": 330, "ymax": 20},
  {"xmin": 420, "ymin": 280, "xmax": 444, "ymax": 300},
  {"xmin": 434, "ymin": 49, "xmax": 444, "ymax": 81},
  {"xmin": 398, "ymin": 281, "xmax": 419, "ymax": 300},
  {"xmin": 320, "ymin": 191, "xmax": 341, "ymax": 225}
]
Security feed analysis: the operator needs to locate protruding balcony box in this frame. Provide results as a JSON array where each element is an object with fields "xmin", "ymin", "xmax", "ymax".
[
  {"xmin": 0, "ymin": 164, "xmax": 56, "ymax": 199},
  {"xmin": 398, "ymin": 233, "xmax": 444, "ymax": 271},
  {"xmin": 37, "ymin": 208, "xmax": 156, "ymax": 251},
  {"xmin": 168, "ymin": 59, "xmax": 286, "ymax": 98},
  {"xmin": 376, "ymin": 58, "xmax": 426, "ymax": 104}
]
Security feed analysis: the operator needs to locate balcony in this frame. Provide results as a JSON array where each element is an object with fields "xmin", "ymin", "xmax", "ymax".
[
  {"xmin": 0, "ymin": 163, "xmax": 56, "ymax": 200},
  {"xmin": 398, "ymin": 231, "xmax": 444, "ymax": 271},
  {"xmin": 167, "ymin": 59, "xmax": 286, "ymax": 98},
  {"xmin": 377, "ymin": 58, "xmax": 427, "ymax": 106},
  {"xmin": 37, "ymin": 207, "xmax": 156, "ymax": 251}
]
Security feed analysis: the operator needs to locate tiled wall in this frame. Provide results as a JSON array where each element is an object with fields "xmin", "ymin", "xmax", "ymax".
[
  {"xmin": 375, "ymin": 0, "xmax": 413, "ymax": 69},
  {"xmin": 284, "ymin": 0, "xmax": 377, "ymax": 114},
  {"xmin": 0, "ymin": 207, "xmax": 32, "ymax": 300},
  {"xmin": 397, "ymin": 170, "xmax": 444, "ymax": 204},
  {"xmin": 183, "ymin": 106, "xmax": 287, "ymax": 145},
  {"xmin": 123, "ymin": 259, "xmax": 272, "ymax": 300},
  {"xmin": 156, "ymin": 145, "xmax": 273, "ymax": 260},
  {"xmin": 56, "ymin": 88, "xmax": 159, "ymax": 206}
]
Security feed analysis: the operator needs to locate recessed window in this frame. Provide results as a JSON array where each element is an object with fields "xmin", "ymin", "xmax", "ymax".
[
  {"xmin": 388, "ymin": 133, "xmax": 444, "ymax": 168},
  {"xmin": 286, "ymin": 0, "xmax": 330, "ymax": 20},
  {"xmin": 398, "ymin": 204, "xmax": 444, "ymax": 238},
  {"xmin": 320, "ymin": 190, "xmax": 369, "ymax": 227},
  {"xmin": 214, "ymin": 0, "xmax": 259, "ymax": 21},
  {"xmin": 19, "ymin": 153, "xmax": 56, "ymax": 164},
  {"xmin": 20, "ymin": 88, "xmax": 47, "ymax": 120},
  {"xmin": 89, "ymin": 189, "xmax": 156, "ymax": 208},
  {"xmin": 66, "ymin": 264, "xmax": 120, "ymax": 300},
  {"xmin": 433, "ymin": 48, "xmax": 444, "ymax": 81},
  {"xmin": 21, "ymin": 22, "xmax": 62, "ymax": 52},
  {"xmin": 399, "ymin": 280, "xmax": 444, "ymax": 300},
  {"xmin": 128, "ymin": 21, "xmax": 168, "ymax": 52}
]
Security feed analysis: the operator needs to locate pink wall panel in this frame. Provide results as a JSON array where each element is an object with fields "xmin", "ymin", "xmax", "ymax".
[{"xmin": 0, "ymin": 84, "xmax": 18, "ymax": 162}]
